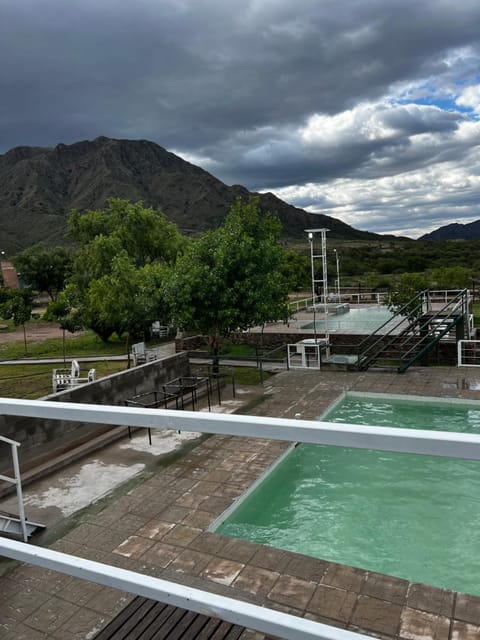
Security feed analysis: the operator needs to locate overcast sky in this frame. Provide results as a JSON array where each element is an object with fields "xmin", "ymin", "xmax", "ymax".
[{"xmin": 1, "ymin": 0, "xmax": 480, "ymax": 238}]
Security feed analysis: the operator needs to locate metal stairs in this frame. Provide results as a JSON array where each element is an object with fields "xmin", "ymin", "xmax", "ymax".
[
  {"xmin": 357, "ymin": 289, "xmax": 469, "ymax": 373},
  {"xmin": 0, "ymin": 511, "xmax": 45, "ymax": 540}
]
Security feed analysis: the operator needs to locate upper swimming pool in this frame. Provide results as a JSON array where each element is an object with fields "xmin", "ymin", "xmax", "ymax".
[
  {"xmin": 301, "ymin": 305, "xmax": 399, "ymax": 332},
  {"xmin": 214, "ymin": 393, "xmax": 480, "ymax": 595}
]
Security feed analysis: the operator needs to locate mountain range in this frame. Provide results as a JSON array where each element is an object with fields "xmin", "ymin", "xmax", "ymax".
[
  {"xmin": 419, "ymin": 220, "xmax": 480, "ymax": 241},
  {"xmin": 0, "ymin": 136, "xmax": 381, "ymax": 254}
]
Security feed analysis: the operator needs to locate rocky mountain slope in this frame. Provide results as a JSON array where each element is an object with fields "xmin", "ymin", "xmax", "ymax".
[
  {"xmin": 419, "ymin": 220, "xmax": 480, "ymax": 241},
  {"xmin": 0, "ymin": 136, "xmax": 380, "ymax": 253}
]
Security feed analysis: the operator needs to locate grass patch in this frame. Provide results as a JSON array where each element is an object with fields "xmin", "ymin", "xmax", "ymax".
[
  {"xmin": 219, "ymin": 342, "xmax": 258, "ymax": 358},
  {"xmin": 0, "ymin": 331, "xmax": 128, "ymax": 361},
  {"xmin": 0, "ymin": 360, "xmax": 128, "ymax": 399}
]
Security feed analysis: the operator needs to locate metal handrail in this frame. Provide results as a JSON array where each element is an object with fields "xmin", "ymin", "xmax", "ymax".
[
  {"xmin": 0, "ymin": 435, "xmax": 28, "ymax": 542},
  {"xmin": 2, "ymin": 397, "xmax": 480, "ymax": 639},
  {"xmin": 358, "ymin": 289, "xmax": 468, "ymax": 371}
]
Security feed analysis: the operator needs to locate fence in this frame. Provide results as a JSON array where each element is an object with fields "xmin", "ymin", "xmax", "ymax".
[
  {"xmin": 1, "ymin": 397, "xmax": 480, "ymax": 639},
  {"xmin": 458, "ymin": 340, "xmax": 480, "ymax": 367}
]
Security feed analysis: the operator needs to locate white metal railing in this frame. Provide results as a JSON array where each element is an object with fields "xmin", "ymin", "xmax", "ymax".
[
  {"xmin": 458, "ymin": 339, "xmax": 480, "ymax": 367},
  {"xmin": 0, "ymin": 537, "xmax": 370, "ymax": 640},
  {"xmin": 2, "ymin": 398, "xmax": 480, "ymax": 459},
  {"xmin": 288, "ymin": 292, "xmax": 389, "ymax": 313},
  {"xmin": 0, "ymin": 435, "xmax": 28, "ymax": 541},
  {"xmin": 2, "ymin": 398, "xmax": 480, "ymax": 639}
]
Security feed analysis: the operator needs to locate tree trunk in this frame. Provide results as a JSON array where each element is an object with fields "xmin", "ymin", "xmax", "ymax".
[{"xmin": 22, "ymin": 323, "xmax": 27, "ymax": 354}]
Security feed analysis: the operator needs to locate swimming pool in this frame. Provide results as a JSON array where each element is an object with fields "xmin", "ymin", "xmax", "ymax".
[
  {"xmin": 301, "ymin": 305, "xmax": 399, "ymax": 332},
  {"xmin": 214, "ymin": 393, "xmax": 480, "ymax": 595}
]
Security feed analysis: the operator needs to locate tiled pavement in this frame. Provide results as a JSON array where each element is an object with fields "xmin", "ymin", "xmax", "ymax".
[{"xmin": 2, "ymin": 367, "xmax": 480, "ymax": 639}]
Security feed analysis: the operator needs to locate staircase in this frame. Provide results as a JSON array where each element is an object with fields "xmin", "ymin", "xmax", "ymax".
[{"xmin": 357, "ymin": 289, "xmax": 469, "ymax": 373}]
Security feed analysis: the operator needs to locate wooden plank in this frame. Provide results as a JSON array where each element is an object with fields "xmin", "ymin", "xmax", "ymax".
[
  {"xmin": 123, "ymin": 600, "xmax": 173, "ymax": 639},
  {"xmin": 149, "ymin": 605, "xmax": 190, "ymax": 639},
  {"xmin": 92, "ymin": 596, "xmax": 253, "ymax": 640},
  {"xmin": 161, "ymin": 609, "xmax": 205, "ymax": 640},
  {"xmin": 93, "ymin": 596, "xmax": 147, "ymax": 639}
]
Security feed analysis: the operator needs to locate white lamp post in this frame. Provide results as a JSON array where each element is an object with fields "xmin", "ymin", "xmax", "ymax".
[
  {"xmin": 307, "ymin": 232, "xmax": 318, "ymax": 345},
  {"xmin": 305, "ymin": 228, "xmax": 330, "ymax": 353},
  {"xmin": 333, "ymin": 249, "xmax": 340, "ymax": 300}
]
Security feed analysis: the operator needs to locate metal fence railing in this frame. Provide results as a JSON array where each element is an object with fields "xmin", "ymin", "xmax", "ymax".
[{"xmin": 1, "ymin": 397, "xmax": 480, "ymax": 639}]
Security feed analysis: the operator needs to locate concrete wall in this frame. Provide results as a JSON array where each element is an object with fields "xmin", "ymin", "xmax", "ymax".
[{"xmin": 0, "ymin": 352, "xmax": 190, "ymax": 471}]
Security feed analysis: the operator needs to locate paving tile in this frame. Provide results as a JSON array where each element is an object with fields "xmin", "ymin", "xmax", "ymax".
[
  {"xmin": 399, "ymin": 606, "xmax": 450, "ymax": 640},
  {"xmin": 63, "ymin": 522, "xmax": 105, "ymax": 545},
  {"xmin": 156, "ymin": 505, "xmax": 191, "ymax": 523},
  {"xmin": 219, "ymin": 538, "xmax": 259, "ymax": 564},
  {"xmin": 306, "ymin": 584, "xmax": 357, "ymax": 623},
  {"xmin": 181, "ymin": 508, "xmax": 214, "ymax": 529},
  {"xmin": 174, "ymin": 492, "xmax": 206, "ymax": 508},
  {"xmin": 23, "ymin": 596, "xmax": 80, "ymax": 633},
  {"xmin": 285, "ymin": 554, "xmax": 329, "ymax": 583},
  {"xmin": 161, "ymin": 524, "xmax": 203, "ymax": 547},
  {"xmin": 198, "ymin": 495, "xmax": 234, "ymax": 514},
  {"xmin": 188, "ymin": 531, "xmax": 229, "ymax": 555},
  {"xmin": 51, "ymin": 605, "xmax": 103, "ymax": 639},
  {"xmin": 233, "ymin": 565, "xmax": 280, "ymax": 596},
  {"xmin": 348, "ymin": 625, "xmax": 395, "ymax": 639},
  {"xmin": 138, "ymin": 541, "xmax": 181, "ymax": 568},
  {"xmin": 406, "ymin": 582, "xmax": 455, "ymax": 617},
  {"xmin": 350, "ymin": 595, "xmax": 402, "ymax": 636},
  {"xmin": 200, "ymin": 557, "xmax": 245, "ymax": 586},
  {"xmin": 112, "ymin": 534, "xmax": 156, "ymax": 558},
  {"xmin": 134, "ymin": 519, "xmax": 175, "ymax": 540},
  {"xmin": 455, "ymin": 592, "xmax": 480, "ymax": 625},
  {"xmin": 362, "ymin": 571, "xmax": 409, "ymax": 605},
  {"xmin": 56, "ymin": 577, "xmax": 104, "ymax": 607},
  {"xmin": 267, "ymin": 574, "xmax": 316, "ymax": 610},
  {"xmin": 189, "ymin": 480, "xmax": 222, "ymax": 496},
  {"xmin": 84, "ymin": 588, "xmax": 132, "ymax": 616},
  {"xmin": 169, "ymin": 548, "xmax": 213, "ymax": 575},
  {"xmin": 304, "ymin": 611, "xmax": 347, "ymax": 630},
  {"xmin": 322, "ymin": 563, "xmax": 367, "ymax": 592},
  {"xmin": 3, "ymin": 587, "xmax": 52, "ymax": 620},
  {"xmin": 202, "ymin": 469, "xmax": 233, "ymax": 483},
  {"xmin": 0, "ymin": 622, "xmax": 48, "ymax": 640},
  {"xmin": 451, "ymin": 620, "xmax": 480, "ymax": 640},
  {"xmin": 251, "ymin": 546, "xmax": 291, "ymax": 573}
]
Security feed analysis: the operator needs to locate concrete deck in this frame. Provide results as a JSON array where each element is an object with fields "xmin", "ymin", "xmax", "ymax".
[{"xmin": 2, "ymin": 367, "xmax": 480, "ymax": 639}]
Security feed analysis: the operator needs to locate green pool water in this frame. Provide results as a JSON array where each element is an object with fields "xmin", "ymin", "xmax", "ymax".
[
  {"xmin": 215, "ymin": 394, "xmax": 480, "ymax": 595},
  {"xmin": 301, "ymin": 305, "xmax": 397, "ymax": 331}
]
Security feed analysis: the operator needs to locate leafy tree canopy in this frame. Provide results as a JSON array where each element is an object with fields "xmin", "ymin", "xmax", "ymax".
[
  {"xmin": 66, "ymin": 199, "xmax": 182, "ymax": 342},
  {"xmin": 0, "ymin": 288, "xmax": 35, "ymax": 353},
  {"xmin": 386, "ymin": 272, "xmax": 428, "ymax": 320},
  {"xmin": 13, "ymin": 243, "xmax": 72, "ymax": 301},
  {"xmin": 68, "ymin": 198, "xmax": 182, "ymax": 267},
  {"xmin": 169, "ymin": 197, "xmax": 290, "ymax": 353}
]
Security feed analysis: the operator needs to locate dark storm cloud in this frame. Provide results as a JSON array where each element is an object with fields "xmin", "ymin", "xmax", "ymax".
[{"xmin": 1, "ymin": 0, "xmax": 480, "ymax": 235}]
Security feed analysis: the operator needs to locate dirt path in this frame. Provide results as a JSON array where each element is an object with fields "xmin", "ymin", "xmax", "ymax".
[{"xmin": 0, "ymin": 321, "xmax": 65, "ymax": 344}]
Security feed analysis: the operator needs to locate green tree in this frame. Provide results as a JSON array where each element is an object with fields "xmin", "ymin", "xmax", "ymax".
[
  {"xmin": 169, "ymin": 198, "xmax": 290, "ymax": 359},
  {"xmin": 86, "ymin": 254, "xmax": 170, "ymax": 362},
  {"xmin": 0, "ymin": 288, "xmax": 34, "ymax": 353},
  {"xmin": 13, "ymin": 244, "xmax": 72, "ymax": 301},
  {"xmin": 428, "ymin": 266, "xmax": 471, "ymax": 290},
  {"xmin": 386, "ymin": 273, "xmax": 428, "ymax": 321},
  {"xmin": 67, "ymin": 199, "xmax": 182, "ymax": 342}
]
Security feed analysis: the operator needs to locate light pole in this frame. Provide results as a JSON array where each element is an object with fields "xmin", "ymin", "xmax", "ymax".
[
  {"xmin": 333, "ymin": 249, "xmax": 340, "ymax": 300},
  {"xmin": 307, "ymin": 232, "xmax": 318, "ymax": 345},
  {"xmin": 305, "ymin": 228, "xmax": 330, "ymax": 358}
]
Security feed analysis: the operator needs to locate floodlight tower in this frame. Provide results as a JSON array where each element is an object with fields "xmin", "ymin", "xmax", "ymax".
[
  {"xmin": 305, "ymin": 228, "xmax": 330, "ymax": 348},
  {"xmin": 333, "ymin": 248, "xmax": 340, "ymax": 300}
]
